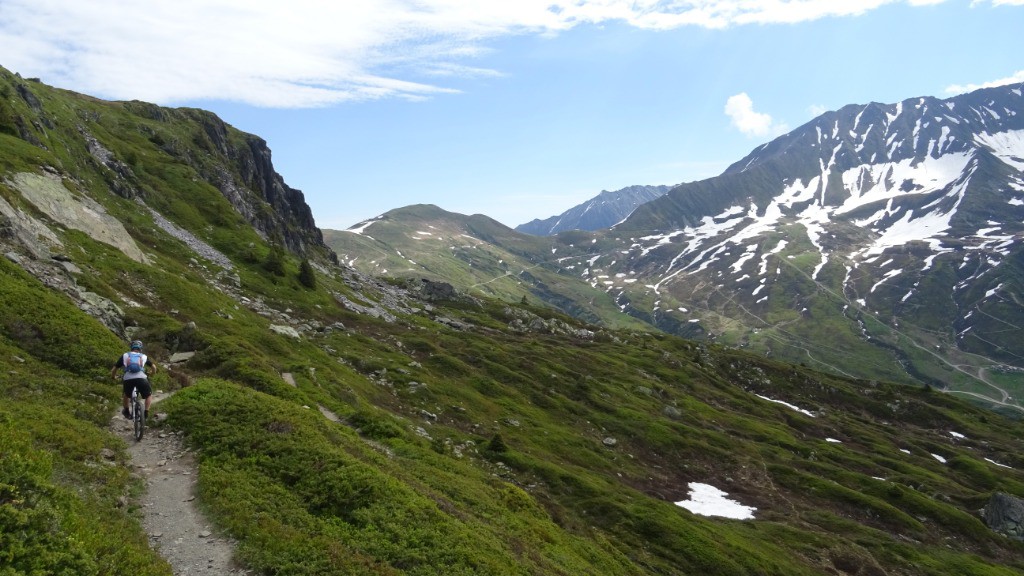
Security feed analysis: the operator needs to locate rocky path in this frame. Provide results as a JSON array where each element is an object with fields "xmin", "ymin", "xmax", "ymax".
[{"xmin": 110, "ymin": 391, "xmax": 250, "ymax": 575}]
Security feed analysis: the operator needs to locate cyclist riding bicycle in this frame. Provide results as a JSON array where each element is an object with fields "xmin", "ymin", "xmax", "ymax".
[{"xmin": 111, "ymin": 340, "xmax": 157, "ymax": 419}]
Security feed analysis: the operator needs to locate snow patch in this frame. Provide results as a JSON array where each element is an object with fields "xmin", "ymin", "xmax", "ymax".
[
  {"xmin": 347, "ymin": 217, "xmax": 382, "ymax": 235},
  {"xmin": 755, "ymin": 394, "xmax": 815, "ymax": 417},
  {"xmin": 985, "ymin": 458, "xmax": 1012, "ymax": 469},
  {"xmin": 975, "ymin": 129, "xmax": 1024, "ymax": 171},
  {"xmin": 675, "ymin": 483, "xmax": 756, "ymax": 520}
]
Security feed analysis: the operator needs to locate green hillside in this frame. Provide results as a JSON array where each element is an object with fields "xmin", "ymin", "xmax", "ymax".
[
  {"xmin": 3, "ymin": 67, "xmax": 1024, "ymax": 575},
  {"xmin": 325, "ymin": 206, "xmax": 653, "ymax": 331},
  {"xmin": 325, "ymin": 187, "xmax": 1024, "ymax": 419}
]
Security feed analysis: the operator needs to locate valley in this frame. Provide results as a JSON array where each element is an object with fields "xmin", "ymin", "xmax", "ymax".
[{"xmin": 329, "ymin": 84, "xmax": 1024, "ymax": 417}]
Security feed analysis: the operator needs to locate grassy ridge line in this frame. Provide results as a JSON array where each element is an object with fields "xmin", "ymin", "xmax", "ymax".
[{"xmin": 323, "ymin": 216, "xmax": 654, "ymax": 332}]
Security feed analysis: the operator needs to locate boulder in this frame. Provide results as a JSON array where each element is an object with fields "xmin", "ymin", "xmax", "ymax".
[
  {"xmin": 417, "ymin": 278, "xmax": 457, "ymax": 301},
  {"xmin": 983, "ymin": 492, "xmax": 1024, "ymax": 540},
  {"xmin": 169, "ymin": 352, "xmax": 196, "ymax": 363},
  {"xmin": 270, "ymin": 324, "xmax": 301, "ymax": 338}
]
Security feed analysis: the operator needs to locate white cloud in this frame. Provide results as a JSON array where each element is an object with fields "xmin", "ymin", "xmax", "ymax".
[
  {"xmin": 0, "ymin": 1, "xmax": 989, "ymax": 108},
  {"xmin": 725, "ymin": 93, "xmax": 789, "ymax": 138},
  {"xmin": 944, "ymin": 70, "xmax": 1024, "ymax": 95},
  {"xmin": 808, "ymin": 104, "xmax": 829, "ymax": 117}
]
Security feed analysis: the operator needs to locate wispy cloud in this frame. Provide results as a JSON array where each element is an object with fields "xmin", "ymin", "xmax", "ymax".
[
  {"xmin": 807, "ymin": 104, "xmax": 830, "ymax": 117},
  {"xmin": 0, "ymin": 1, "xmax": 995, "ymax": 107},
  {"xmin": 725, "ymin": 93, "xmax": 789, "ymax": 138},
  {"xmin": 944, "ymin": 70, "xmax": 1024, "ymax": 94}
]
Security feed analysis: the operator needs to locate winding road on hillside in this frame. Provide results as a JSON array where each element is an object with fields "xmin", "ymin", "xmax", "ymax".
[
  {"xmin": 774, "ymin": 257, "xmax": 1024, "ymax": 412},
  {"xmin": 109, "ymin": 391, "xmax": 250, "ymax": 575}
]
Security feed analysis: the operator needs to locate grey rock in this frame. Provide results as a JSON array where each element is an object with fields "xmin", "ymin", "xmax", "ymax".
[
  {"xmin": 7, "ymin": 172, "xmax": 148, "ymax": 263},
  {"xmin": 984, "ymin": 492, "xmax": 1024, "ymax": 540},
  {"xmin": 414, "ymin": 278, "xmax": 458, "ymax": 302},
  {"xmin": 270, "ymin": 324, "xmax": 301, "ymax": 338},
  {"xmin": 663, "ymin": 406, "xmax": 683, "ymax": 419},
  {"xmin": 170, "ymin": 351, "xmax": 196, "ymax": 363}
]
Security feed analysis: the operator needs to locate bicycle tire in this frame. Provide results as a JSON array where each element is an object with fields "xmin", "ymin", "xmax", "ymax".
[{"xmin": 133, "ymin": 390, "xmax": 144, "ymax": 441}]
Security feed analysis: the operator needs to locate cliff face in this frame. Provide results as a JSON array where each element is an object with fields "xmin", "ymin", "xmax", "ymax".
[
  {"xmin": 1, "ymin": 68, "xmax": 333, "ymax": 263},
  {"xmin": 194, "ymin": 108, "xmax": 326, "ymax": 257}
]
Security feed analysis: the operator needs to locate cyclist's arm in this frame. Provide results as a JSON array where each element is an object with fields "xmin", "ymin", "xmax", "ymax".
[
  {"xmin": 145, "ymin": 358, "xmax": 157, "ymax": 376},
  {"xmin": 111, "ymin": 357, "xmax": 124, "ymax": 380}
]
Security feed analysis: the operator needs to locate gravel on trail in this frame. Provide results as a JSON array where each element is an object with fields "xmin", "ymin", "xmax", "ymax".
[{"xmin": 110, "ymin": 390, "xmax": 251, "ymax": 576}]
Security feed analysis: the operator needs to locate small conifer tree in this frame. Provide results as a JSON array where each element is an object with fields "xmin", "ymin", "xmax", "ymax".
[
  {"xmin": 263, "ymin": 245, "xmax": 286, "ymax": 276},
  {"xmin": 298, "ymin": 259, "xmax": 316, "ymax": 289},
  {"xmin": 487, "ymin": 433, "xmax": 508, "ymax": 453}
]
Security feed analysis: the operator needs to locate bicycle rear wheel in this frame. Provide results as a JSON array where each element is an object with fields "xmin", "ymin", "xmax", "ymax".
[{"xmin": 133, "ymin": 393, "xmax": 144, "ymax": 441}]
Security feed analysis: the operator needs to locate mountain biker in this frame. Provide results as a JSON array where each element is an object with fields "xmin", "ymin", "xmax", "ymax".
[{"xmin": 111, "ymin": 340, "xmax": 157, "ymax": 419}]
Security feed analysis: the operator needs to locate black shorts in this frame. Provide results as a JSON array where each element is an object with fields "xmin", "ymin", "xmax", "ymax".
[{"xmin": 122, "ymin": 378, "xmax": 152, "ymax": 399}]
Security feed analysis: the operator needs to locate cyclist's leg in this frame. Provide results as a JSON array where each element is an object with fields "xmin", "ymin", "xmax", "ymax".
[
  {"xmin": 121, "ymin": 380, "xmax": 133, "ymax": 417},
  {"xmin": 138, "ymin": 379, "xmax": 153, "ymax": 416}
]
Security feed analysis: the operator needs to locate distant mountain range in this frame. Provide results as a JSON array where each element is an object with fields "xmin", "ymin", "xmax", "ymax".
[
  {"xmin": 327, "ymin": 83, "xmax": 1024, "ymax": 412},
  {"xmin": 515, "ymin": 184, "xmax": 674, "ymax": 235}
]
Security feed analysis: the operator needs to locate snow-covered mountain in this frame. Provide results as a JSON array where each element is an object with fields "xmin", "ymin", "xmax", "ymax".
[
  {"xmin": 565, "ymin": 84, "xmax": 1024, "ymax": 389},
  {"xmin": 515, "ymin": 184, "xmax": 673, "ymax": 236},
  {"xmin": 326, "ymin": 83, "xmax": 1024, "ymax": 398}
]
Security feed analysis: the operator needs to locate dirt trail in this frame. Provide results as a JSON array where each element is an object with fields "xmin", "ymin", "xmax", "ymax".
[{"xmin": 109, "ymin": 390, "xmax": 250, "ymax": 575}]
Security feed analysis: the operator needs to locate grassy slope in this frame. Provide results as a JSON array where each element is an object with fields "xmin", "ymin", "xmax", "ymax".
[
  {"xmin": 3, "ymin": 69, "xmax": 1024, "ymax": 575},
  {"xmin": 324, "ymin": 208, "xmax": 653, "ymax": 331}
]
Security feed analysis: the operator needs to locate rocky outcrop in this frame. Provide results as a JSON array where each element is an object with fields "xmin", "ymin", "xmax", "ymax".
[
  {"xmin": 4, "ymin": 68, "xmax": 336, "ymax": 267},
  {"xmin": 983, "ymin": 492, "xmax": 1024, "ymax": 540},
  {"xmin": 0, "ymin": 192, "xmax": 63, "ymax": 259},
  {"xmin": 3, "ymin": 249, "xmax": 126, "ymax": 338},
  {"xmin": 6, "ymin": 171, "xmax": 149, "ymax": 263},
  {"xmin": 504, "ymin": 306, "xmax": 596, "ymax": 339},
  {"xmin": 186, "ymin": 110, "xmax": 331, "ymax": 262},
  {"xmin": 82, "ymin": 128, "xmax": 139, "ymax": 200}
]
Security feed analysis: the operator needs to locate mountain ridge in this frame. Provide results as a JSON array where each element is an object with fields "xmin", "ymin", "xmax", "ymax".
[
  {"xmin": 515, "ymin": 184, "xmax": 674, "ymax": 236},
  {"xmin": 328, "ymin": 83, "xmax": 1024, "ymax": 415}
]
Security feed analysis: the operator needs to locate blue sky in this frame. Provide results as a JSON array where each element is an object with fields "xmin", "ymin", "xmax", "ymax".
[{"xmin": 2, "ymin": 1, "xmax": 1023, "ymax": 229}]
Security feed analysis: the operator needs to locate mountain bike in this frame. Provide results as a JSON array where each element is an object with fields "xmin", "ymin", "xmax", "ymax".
[{"xmin": 130, "ymin": 385, "xmax": 145, "ymax": 441}]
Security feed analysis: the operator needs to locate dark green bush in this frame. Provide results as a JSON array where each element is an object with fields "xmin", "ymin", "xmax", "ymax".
[
  {"xmin": 298, "ymin": 259, "xmax": 316, "ymax": 289},
  {"xmin": 349, "ymin": 410, "xmax": 405, "ymax": 440}
]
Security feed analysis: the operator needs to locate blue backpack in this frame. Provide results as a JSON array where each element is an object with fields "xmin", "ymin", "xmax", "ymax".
[{"xmin": 126, "ymin": 351, "xmax": 145, "ymax": 373}]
